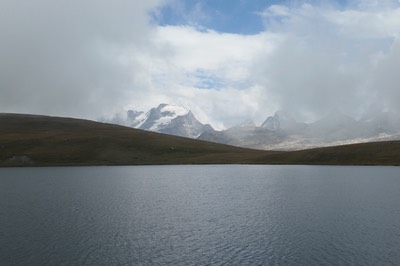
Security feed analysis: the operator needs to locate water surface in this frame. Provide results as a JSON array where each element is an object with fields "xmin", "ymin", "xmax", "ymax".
[{"xmin": 1, "ymin": 165, "xmax": 400, "ymax": 265}]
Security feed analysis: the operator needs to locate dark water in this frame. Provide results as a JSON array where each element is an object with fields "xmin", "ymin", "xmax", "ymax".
[{"xmin": 1, "ymin": 165, "xmax": 400, "ymax": 265}]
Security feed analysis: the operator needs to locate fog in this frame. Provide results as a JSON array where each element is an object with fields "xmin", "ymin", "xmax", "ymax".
[
  {"xmin": 0, "ymin": 0, "xmax": 163, "ymax": 117},
  {"xmin": 1, "ymin": 0, "xmax": 400, "ymax": 128}
]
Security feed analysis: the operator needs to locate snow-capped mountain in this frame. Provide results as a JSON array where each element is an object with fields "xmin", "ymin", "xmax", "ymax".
[
  {"xmin": 105, "ymin": 105, "xmax": 400, "ymax": 150},
  {"xmin": 199, "ymin": 111, "xmax": 400, "ymax": 150},
  {"xmin": 137, "ymin": 104, "xmax": 189, "ymax": 131},
  {"xmin": 106, "ymin": 104, "xmax": 213, "ymax": 139}
]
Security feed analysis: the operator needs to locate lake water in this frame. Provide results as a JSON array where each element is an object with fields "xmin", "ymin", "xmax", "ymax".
[{"xmin": 1, "ymin": 165, "xmax": 400, "ymax": 265}]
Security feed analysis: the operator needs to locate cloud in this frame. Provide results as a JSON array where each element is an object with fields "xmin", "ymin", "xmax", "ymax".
[
  {"xmin": 140, "ymin": 26, "xmax": 281, "ymax": 127},
  {"xmin": 372, "ymin": 39, "xmax": 400, "ymax": 115},
  {"xmin": 0, "ymin": 0, "xmax": 164, "ymax": 117},
  {"xmin": 146, "ymin": 1, "xmax": 400, "ymax": 125},
  {"xmin": 152, "ymin": 26, "xmax": 272, "ymax": 72},
  {"xmin": 251, "ymin": 2, "xmax": 400, "ymax": 121},
  {"xmin": 2, "ymin": 0, "xmax": 400, "ymax": 129}
]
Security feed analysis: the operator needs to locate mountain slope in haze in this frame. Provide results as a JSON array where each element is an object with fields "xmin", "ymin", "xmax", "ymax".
[
  {"xmin": 199, "ymin": 111, "xmax": 400, "ymax": 150},
  {"xmin": 107, "ymin": 104, "xmax": 400, "ymax": 150},
  {"xmin": 106, "ymin": 104, "xmax": 213, "ymax": 139},
  {"xmin": 1, "ymin": 113, "xmax": 400, "ymax": 166}
]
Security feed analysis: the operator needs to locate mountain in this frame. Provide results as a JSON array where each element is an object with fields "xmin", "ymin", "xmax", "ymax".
[
  {"xmin": 359, "ymin": 111, "xmax": 400, "ymax": 136},
  {"xmin": 0, "ymin": 113, "xmax": 269, "ymax": 166},
  {"xmin": 198, "ymin": 125, "xmax": 287, "ymax": 150},
  {"xmin": 198, "ymin": 111, "xmax": 307, "ymax": 150},
  {"xmin": 238, "ymin": 119, "xmax": 257, "ymax": 128},
  {"xmin": 126, "ymin": 110, "xmax": 145, "ymax": 128},
  {"xmin": 304, "ymin": 112, "xmax": 360, "ymax": 141},
  {"xmin": 1, "ymin": 113, "xmax": 400, "ymax": 166},
  {"xmin": 106, "ymin": 105, "xmax": 400, "ymax": 150},
  {"xmin": 106, "ymin": 104, "xmax": 213, "ymax": 139},
  {"xmin": 261, "ymin": 111, "xmax": 307, "ymax": 132},
  {"xmin": 199, "ymin": 111, "xmax": 400, "ymax": 150}
]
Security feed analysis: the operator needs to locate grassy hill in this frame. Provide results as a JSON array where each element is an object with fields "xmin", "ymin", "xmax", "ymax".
[
  {"xmin": 1, "ymin": 113, "xmax": 399, "ymax": 166},
  {"xmin": 256, "ymin": 141, "xmax": 400, "ymax": 166}
]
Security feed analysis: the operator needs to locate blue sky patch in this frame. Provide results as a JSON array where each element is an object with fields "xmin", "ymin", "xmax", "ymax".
[
  {"xmin": 193, "ymin": 69, "xmax": 225, "ymax": 89},
  {"xmin": 154, "ymin": 0, "xmax": 282, "ymax": 34},
  {"xmin": 153, "ymin": 0, "xmax": 350, "ymax": 34}
]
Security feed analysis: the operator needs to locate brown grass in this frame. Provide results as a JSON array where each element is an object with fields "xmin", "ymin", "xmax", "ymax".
[{"xmin": 1, "ymin": 113, "xmax": 399, "ymax": 166}]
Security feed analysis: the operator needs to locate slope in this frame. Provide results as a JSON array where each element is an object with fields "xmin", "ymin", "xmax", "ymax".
[
  {"xmin": 1, "ymin": 113, "xmax": 399, "ymax": 166},
  {"xmin": 0, "ymin": 113, "xmax": 271, "ymax": 166}
]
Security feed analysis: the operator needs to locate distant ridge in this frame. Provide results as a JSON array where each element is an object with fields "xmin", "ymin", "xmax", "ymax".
[
  {"xmin": 199, "ymin": 111, "xmax": 400, "ymax": 150},
  {"xmin": 106, "ymin": 105, "xmax": 400, "ymax": 151},
  {"xmin": 1, "ymin": 113, "xmax": 399, "ymax": 166}
]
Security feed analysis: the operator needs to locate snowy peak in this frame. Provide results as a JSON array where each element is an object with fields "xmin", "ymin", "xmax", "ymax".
[
  {"xmin": 105, "ymin": 106, "xmax": 400, "ymax": 151},
  {"xmin": 107, "ymin": 104, "xmax": 213, "ymax": 139},
  {"xmin": 158, "ymin": 110, "xmax": 213, "ymax": 138},
  {"xmin": 159, "ymin": 104, "xmax": 189, "ymax": 117},
  {"xmin": 138, "ymin": 104, "xmax": 190, "ymax": 131}
]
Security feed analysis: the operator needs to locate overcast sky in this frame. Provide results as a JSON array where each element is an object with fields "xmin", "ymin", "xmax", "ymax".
[{"xmin": 1, "ymin": 0, "xmax": 400, "ymax": 128}]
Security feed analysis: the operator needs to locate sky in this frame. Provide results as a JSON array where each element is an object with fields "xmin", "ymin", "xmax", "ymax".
[{"xmin": 1, "ymin": 0, "xmax": 400, "ymax": 129}]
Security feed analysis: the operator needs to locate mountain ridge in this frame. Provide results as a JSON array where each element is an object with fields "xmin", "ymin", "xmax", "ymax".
[
  {"xmin": 1, "ymin": 113, "xmax": 400, "ymax": 166},
  {"xmin": 199, "ymin": 110, "xmax": 400, "ymax": 150},
  {"xmin": 105, "ymin": 104, "xmax": 400, "ymax": 150}
]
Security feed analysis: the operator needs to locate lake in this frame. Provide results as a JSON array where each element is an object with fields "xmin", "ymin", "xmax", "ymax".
[{"xmin": 1, "ymin": 165, "xmax": 400, "ymax": 265}]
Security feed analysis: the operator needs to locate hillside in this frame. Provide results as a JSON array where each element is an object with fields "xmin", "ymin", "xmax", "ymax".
[
  {"xmin": 256, "ymin": 141, "xmax": 400, "ymax": 166},
  {"xmin": 1, "ymin": 114, "xmax": 399, "ymax": 166},
  {"xmin": 0, "ymin": 114, "xmax": 271, "ymax": 166}
]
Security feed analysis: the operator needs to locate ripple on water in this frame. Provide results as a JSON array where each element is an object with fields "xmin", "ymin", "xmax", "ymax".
[{"xmin": 1, "ymin": 165, "xmax": 400, "ymax": 265}]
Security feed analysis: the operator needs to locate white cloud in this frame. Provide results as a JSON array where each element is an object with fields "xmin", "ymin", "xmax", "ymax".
[
  {"xmin": 0, "ymin": 0, "xmax": 164, "ymax": 118},
  {"xmin": 2, "ymin": 0, "xmax": 400, "ymax": 129},
  {"xmin": 353, "ymin": 0, "xmax": 400, "ymax": 9},
  {"xmin": 141, "ymin": 2, "xmax": 400, "ymax": 126},
  {"xmin": 261, "ymin": 5, "xmax": 291, "ymax": 18},
  {"xmin": 371, "ymin": 39, "xmax": 400, "ymax": 115},
  {"xmin": 128, "ymin": 26, "xmax": 282, "ymax": 127},
  {"xmin": 152, "ymin": 26, "xmax": 276, "ymax": 73},
  {"xmin": 250, "ymin": 1, "xmax": 400, "ymax": 121},
  {"xmin": 326, "ymin": 8, "xmax": 400, "ymax": 39}
]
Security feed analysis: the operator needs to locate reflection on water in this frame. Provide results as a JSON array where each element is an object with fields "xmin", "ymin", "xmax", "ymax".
[{"xmin": 1, "ymin": 165, "xmax": 400, "ymax": 265}]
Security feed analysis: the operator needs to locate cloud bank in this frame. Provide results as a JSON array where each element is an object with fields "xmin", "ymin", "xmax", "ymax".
[
  {"xmin": 0, "ymin": 0, "xmax": 163, "ymax": 117},
  {"xmin": 1, "ymin": 0, "xmax": 400, "ymax": 128}
]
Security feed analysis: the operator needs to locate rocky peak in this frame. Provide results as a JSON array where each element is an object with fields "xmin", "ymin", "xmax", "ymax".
[
  {"xmin": 105, "ymin": 103, "xmax": 213, "ymax": 139},
  {"xmin": 238, "ymin": 119, "xmax": 257, "ymax": 128}
]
